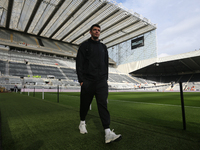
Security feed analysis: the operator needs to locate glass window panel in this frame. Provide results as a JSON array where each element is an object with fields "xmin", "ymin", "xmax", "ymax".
[
  {"xmin": 103, "ymin": 32, "xmax": 125, "ymax": 43},
  {"xmin": 106, "ymin": 26, "xmax": 155, "ymax": 47}
]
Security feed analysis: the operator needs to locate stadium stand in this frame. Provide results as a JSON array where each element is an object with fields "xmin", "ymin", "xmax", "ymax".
[
  {"xmin": 0, "ymin": 26, "xmax": 199, "ymax": 92},
  {"xmin": 1, "ymin": 45, "xmax": 200, "ymax": 92},
  {"xmin": 60, "ymin": 68, "xmax": 77, "ymax": 81},
  {"xmin": 1, "ymin": 48, "xmax": 199, "ymax": 92},
  {"xmin": 0, "ymin": 60, "xmax": 6, "ymax": 75},
  {"xmin": 7, "ymin": 77, "xmax": 21, "ymax": 84},
  {"xmin": 30, "ymin": 64, "xmax": 65, "ymax": 79},
  {"xmin": 56, "ymin": 42, "xmax": 77, "ymax": 53},
  {"xmin": 133, "ymin": 76, "xmax": 148, "ymax": 84},
  {"xmin": 12, "ymin": 32, "xmax": 37, "ymax": 45},
  {"xmin": 50, "ymin": 79, "xmax": 63, "ymax": 86},
  {"xmin": 109, "ymin": 73, "xmax": 125, "ymax": 83},
  {"xmin": 55, "ymin": 59, "xmax": 75, "ymax": 68},
  {"xmin": 0, "ymin": 29, "xmax": 78, "ymax": 57},
  {"xmin": 0, "ymin": 1, "xmax": 177, "ymax": 92},
  {"xmin": 41, "ymin": 39, "xmax": 59, "ymax": 50},
  {"xmin": 120, "ymin": 74, "xmax": 138, "ymax": 84},
  {"xmin": 0, "ymin": 50, "xmax": 9, "ymax": 59},
  {"xmin": 109, "ymin": 73, "xmax": 139, "ymax": 83},
  {"xmin": 24, "ymin": 77, "xmax": 44, "ymax": 85},
  {"xmin": 9, "ymin": 62, "xmax": 29, "ymax": 77},
  {"xmin": 0, "ymin": 29, "xmax": 11, "ymax": 41}
]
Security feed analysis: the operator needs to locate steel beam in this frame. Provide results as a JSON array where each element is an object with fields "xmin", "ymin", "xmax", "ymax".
[
  {"xmin": 6, "ymin": 0, "xmax": 14, "ymax": 29},
  {"xmin": 60, "ymin": 2, "xmax": 107, "ymax": 41},
  {"xmin": 49, "ymin": 0, "xmax": 88, "ymax": 39},
  {"xmin": 24, "ymin": 0, "xmax": 42, "ymax": 33},
  {"xmin": 37, "ymin": 0, "xmax": 65, "ymax": 36}
]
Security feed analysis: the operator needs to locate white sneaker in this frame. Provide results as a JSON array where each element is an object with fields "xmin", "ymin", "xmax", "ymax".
[
  {"xmin": 105, "ymin": 129, "xmax": 122, "ymax": 144},
  {"xmin": 79, "ymin": 123, "xmax": 88, "ymax": 134}
]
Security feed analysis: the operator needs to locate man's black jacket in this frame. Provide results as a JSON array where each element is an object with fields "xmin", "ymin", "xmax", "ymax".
[{"xmin": 76, "ymin": 38, "xmax": 108, "ymax": 83}]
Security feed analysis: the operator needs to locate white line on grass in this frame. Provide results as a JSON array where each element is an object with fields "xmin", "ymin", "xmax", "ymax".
[
  {"xmin": 108, "ymin": 99, "xmax": 200, "ymax": 109},
  {"xmin": 46, "ymin": 93, "xmax": 200, "ymax": 109}
]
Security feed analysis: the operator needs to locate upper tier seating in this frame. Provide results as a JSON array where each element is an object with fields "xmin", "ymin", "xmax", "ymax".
[
  {"xmin": 0, "ymin": 60, "xmax": 6, "ymax": 75},
  {"xmin": 30, "ymin": 64, "xmax": 65, "ymax": 79},
  {"xmin": 9, "ymin": 62, "xmax": 29, "ymax": 77},
  {"xmin": 0, "ymin": 29, "xmax": 78, "ymax": 57}
]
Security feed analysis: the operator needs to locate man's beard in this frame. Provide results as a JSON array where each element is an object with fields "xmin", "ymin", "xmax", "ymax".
[{"xmin": 92, "ymin": 36, "xmax": 98, "ymax": 40}]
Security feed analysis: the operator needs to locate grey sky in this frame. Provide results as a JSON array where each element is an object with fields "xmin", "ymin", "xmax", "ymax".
[{"xmin": 116, "ymin": 0, "xmax": 200, "ymax": 57}]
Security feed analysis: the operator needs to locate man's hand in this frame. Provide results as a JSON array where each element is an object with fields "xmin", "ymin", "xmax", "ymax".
[{"xmin": 80, "ymin": 82, "xmax": 83, "ymax": 86}]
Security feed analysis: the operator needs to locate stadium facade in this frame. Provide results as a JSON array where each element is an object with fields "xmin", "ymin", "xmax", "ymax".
[{"xmin": 108, "ymin": 29, "xmax": 157, "ymax": 65}]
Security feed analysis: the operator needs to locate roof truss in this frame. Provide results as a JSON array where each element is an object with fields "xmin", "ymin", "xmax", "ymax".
[{"xmin": 1, "ymin": 0, "xmax": 157, "ymax": 47}]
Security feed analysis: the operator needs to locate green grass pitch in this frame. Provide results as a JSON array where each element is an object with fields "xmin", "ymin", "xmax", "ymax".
[{"xmin": 0, "ymin": 92, "xmax": 200, "ymax": 150}]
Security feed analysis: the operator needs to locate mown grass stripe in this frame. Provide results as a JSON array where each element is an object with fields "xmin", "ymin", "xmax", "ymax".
[
  {"xmin": 46, "ymin": 94, "xmax": 200, "ymax": 109},
  {"xmin": 1, "ymin": 92, "xmax": 200, "ymax": 149},
  {"xmin": 108, "ymin": 99, "xmax": 200, "ymax": 109}
]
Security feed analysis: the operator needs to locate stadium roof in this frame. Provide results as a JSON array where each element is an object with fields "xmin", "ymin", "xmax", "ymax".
[
  {"xmin": 117, "ymin": 50, "xmax": 200, "ymax": 76},
  {"xmin": 0, "ymin": 0, "xmax": 156, "ymax": 48}
]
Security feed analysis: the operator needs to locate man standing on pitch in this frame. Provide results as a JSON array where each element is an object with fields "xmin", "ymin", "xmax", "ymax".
[{"xmin": 76, "ymin": 24, "xmax": 122, "ymax": 143}]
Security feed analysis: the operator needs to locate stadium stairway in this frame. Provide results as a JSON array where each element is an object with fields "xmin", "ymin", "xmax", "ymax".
[
  {"xmin": 5, "ymin": 62, "xmax": 9, "ymax": 76},
  {"xmin": 58, "ymin": 67, "xmax": 68, "ymax": 80},
  {"xmin": 129, "ymin": 76, "xmax": 141, "ymax": 84},
  {"xmin": 121, "ymin": 74, "xmax": 132, "ymax": 83},
  {"xmin": 55, "ymin": 59, "xmax": 70, "ymax": 68},
  {"xmin": 166, "ymin": 74, "xmax": 194, "ymax": 91},
  {"xmin": 165, "ymin": 85, "xmax": 173, "ymax": 91},
  {"xmin": 169, "ymin": 76, "xmax": 184, "ymax": 91},
  {"xmin": 26, "ymin": 64, "xmax": 33, "ymax": 77}
]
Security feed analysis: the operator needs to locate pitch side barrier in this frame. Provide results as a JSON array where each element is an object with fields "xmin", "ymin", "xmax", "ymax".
[
  {"xmin": 19, "ymin": 82, "xmax": 189, "ymax": 130},
  {"xmin": 21, "ymin": 88, "xmax": 200, "ymax": 93},
  {"xmin": 22, "ymin": 88, "xmax": 80, "ymax": 93}
]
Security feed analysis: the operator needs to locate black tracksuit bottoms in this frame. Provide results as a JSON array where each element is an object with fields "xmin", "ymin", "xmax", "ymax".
[{"xmin": 80, "ymin": 79, "xmax": 110, "ymax": 129}]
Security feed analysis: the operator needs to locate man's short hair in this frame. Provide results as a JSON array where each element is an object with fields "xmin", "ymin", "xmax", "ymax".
[{"xmin": 90, "ymin": 24, "xmax": 101, "ymax": 31}]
